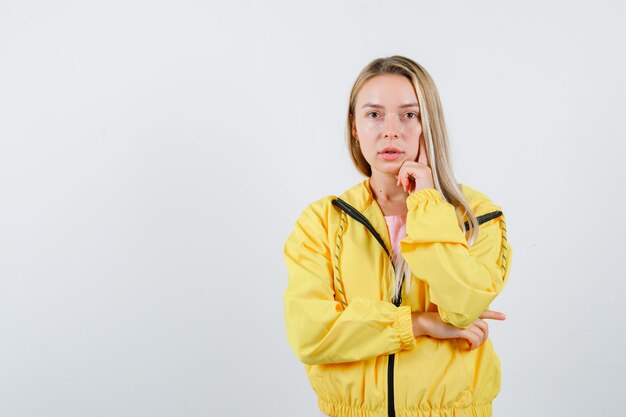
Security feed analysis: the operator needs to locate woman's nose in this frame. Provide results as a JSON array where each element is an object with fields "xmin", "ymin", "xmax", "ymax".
[{"xmin": 383, "ymin": 118, "xmax": 400, "ymax": 138}]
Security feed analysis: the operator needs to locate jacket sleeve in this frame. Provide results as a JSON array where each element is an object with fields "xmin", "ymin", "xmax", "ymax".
[
  {"xmin": 283, "ymin": 199, "xmax": 416, "ymax": 365},
  {"xmin": 399, "ymin": 188, "xmax": 512, "ymax": 329}
]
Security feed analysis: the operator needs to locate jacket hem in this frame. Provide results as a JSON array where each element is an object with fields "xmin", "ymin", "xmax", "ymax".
[{"xmin": 319, "ymin": 400, "xmax": 492, "ymax": 417}]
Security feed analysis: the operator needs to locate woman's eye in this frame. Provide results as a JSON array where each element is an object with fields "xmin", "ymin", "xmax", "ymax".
[
  {"xmin": 405, "ymin": 112, "xmax": 418, "ymax": 119},
  {"xmin": 367, "ymin": 112, "xmax": 380, "ymax": 118}
]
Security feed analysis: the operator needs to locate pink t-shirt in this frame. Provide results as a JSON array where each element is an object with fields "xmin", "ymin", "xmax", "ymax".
[{"xmin": 384, "ymin": 214, "xmax": 407, "ymax": 262}]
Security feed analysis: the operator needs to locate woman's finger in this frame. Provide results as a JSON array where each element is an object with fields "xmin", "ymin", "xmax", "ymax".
[
  {"xmin": 479, "ymin": 310, "xmax": 506, "ymax": 321},
  {"xmin": 474, "ymin": 319, "xmax": 489, "ymax": 344},
  {"xmin": 474, "ymin": 318, "xmax": 487, "ymax": 333},
  {"xmin": 461, "ymin": 327, "xmax": 482, "ymax": 350},
  {"xmin": 464, "ymin": 332, "xmax": 478, "ymax": 350},
  {"xmin": 417, "ymin": 134, "xmax": 428, "ymax": 166},
  {"xmin": 469, "ymin": 325, "xmax": 485, "ymax": 349}
]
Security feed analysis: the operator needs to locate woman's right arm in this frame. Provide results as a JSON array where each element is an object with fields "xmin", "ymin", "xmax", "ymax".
[{"xmin": 283, "ymin": 199, "xmax": 416, "ymax": 366}]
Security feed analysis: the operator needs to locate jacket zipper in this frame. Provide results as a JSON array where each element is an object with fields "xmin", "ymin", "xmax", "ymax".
[{"xmin": 331, "ymin": 197, "xmax": 502, "ymax": 417}]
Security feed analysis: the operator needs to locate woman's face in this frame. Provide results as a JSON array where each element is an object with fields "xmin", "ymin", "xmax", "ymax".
[{"xmin": 352, "ymin": 74, "xmax": 422, "ymax": 177}]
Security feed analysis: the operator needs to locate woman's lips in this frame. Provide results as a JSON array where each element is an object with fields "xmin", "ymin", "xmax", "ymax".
[{"xmin": 379, "ymin": 151, "xmax": 403, "ymax": 161}]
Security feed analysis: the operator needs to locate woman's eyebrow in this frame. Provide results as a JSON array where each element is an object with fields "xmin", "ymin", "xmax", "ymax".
[{"xmin": 361, "ymin": 102, "xmax": 420, "ymax": 109}]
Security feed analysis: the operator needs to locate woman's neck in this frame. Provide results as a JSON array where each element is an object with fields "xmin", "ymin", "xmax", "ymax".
[{"xmin": 369, "ymin": 173, "xmax": 408, "ymax": 216}]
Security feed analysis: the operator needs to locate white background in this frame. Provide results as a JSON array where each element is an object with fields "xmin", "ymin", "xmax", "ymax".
[{"xmin": 1, "ymin": 1, "xmax": 625, "ymax": 416}]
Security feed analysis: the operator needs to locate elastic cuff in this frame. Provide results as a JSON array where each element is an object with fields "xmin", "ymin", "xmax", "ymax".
[
  {"xmin": 396, "ymin": 306, "xmax": 416, "ymax": 350},
  {"xmin": 407, "ymin": 188, "xmax": 444, "ymax": 210}
]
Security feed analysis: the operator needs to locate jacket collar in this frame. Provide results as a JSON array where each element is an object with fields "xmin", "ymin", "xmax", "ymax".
[
  {"xmin": 335, "ymin": 177, "xmax": 496, "ymax": 247},
  {"xmin": 338, "ymin": 177, "xmax": 375, "ymax": 212},
  {"xmin": 338, "ymin": 177, "xmax": 495, "ymax": 216}
]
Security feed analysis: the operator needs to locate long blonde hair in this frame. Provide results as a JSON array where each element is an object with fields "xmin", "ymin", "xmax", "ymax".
[
  {"xmin": 346, "ymin": 56, "xmax": 479, "ymax": 302},
  {"xmin": 346, "ymin": 55, "xmax": 479, "ymax": 246}
]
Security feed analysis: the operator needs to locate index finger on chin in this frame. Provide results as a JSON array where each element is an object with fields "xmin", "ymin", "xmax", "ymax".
[{"xmin": 417, "ymin": 134, "xmax": 428, "ymax": 166}]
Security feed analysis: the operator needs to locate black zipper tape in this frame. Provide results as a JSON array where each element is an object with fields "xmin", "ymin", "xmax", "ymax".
[
  {"xmin": 466, "ymin": 210, "xmax": 503, "ymax": 229},
  {"xmin": 331, "ymin": 198, "xmax": 391, "ymax": 259},
  {"xmin": 387, "ymin": 353, "xmax": 396, "ymax": 417}
]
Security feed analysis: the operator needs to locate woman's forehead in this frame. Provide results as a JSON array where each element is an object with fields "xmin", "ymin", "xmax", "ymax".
[{"xmin": 356, "ymin": 74, "xmax": 419, "ymax": 108}]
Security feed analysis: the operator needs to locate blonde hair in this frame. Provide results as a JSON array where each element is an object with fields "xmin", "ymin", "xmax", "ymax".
[{"xmin": 346, "ymin": 56, "xmax": 480, "ymax": 302}]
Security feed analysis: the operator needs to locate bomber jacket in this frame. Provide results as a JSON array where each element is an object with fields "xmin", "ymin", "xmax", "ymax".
[{"xmin": 283, "ymin": 177, "xmax": 512, "ymax": 417}]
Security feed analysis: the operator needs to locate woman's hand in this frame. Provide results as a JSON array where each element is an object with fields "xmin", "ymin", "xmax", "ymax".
[
  {"xmin": 411, "ymin": 310, "xmax": 506, "ymax": 350},
  {"xmin": 395, "ymin": 134, "xmax": 434, "ymax": 193}
]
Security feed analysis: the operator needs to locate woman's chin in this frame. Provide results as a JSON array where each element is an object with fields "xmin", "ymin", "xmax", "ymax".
[{"xmin": 370, "ymin": 165, "xmax": 402, "ymax": 177}]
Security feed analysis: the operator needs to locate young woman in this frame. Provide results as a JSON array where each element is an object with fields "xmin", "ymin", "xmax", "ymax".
[{"xmin": 283, "ymin": 56, "xmax": 513, "ymax": 417}]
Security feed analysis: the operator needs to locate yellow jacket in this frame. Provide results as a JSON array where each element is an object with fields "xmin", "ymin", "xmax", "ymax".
[{"xmin": 283, "ymin": 178, "xmax": 512, "ymax": 417}]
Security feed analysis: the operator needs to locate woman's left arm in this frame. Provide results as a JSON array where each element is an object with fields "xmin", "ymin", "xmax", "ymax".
[{"xmin": 399, "ymin": 187, "xmax": 513, "ymax": 329}]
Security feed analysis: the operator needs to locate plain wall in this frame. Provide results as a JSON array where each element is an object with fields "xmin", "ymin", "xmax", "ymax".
[{"xmin": 1, "ymin": 1, "xmax": 625, "ymax": 416}]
